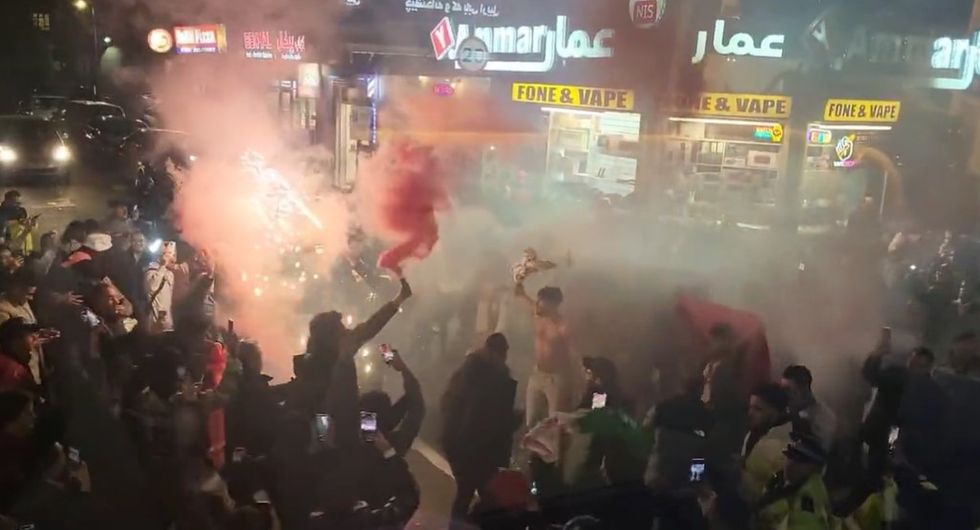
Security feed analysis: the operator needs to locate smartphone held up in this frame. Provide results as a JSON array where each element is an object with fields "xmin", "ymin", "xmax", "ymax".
[
  {"xmin": 379, "ymin": 343, "xmax": 395, "ymax": 364},
  {"xmin": 360, "ymin": 411, "xmax": 378, "ymax": 442}
]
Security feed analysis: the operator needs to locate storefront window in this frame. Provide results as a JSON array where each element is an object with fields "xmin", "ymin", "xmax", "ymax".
[
  {"xmin": 545, "ymin": 109, "xmax": 640, "ymax": 197},
  {"xmin": 663, "ymin": 120, "xmax": 783, "ymax": 227},
  {"xmin": 800, "ymin": 125, "xmax": 889, "ymax": 230}
]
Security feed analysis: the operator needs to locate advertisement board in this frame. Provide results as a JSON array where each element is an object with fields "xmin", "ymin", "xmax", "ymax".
[{"xmin": 174, "ymin": 24, "xmax": 228, "ymax": 54}]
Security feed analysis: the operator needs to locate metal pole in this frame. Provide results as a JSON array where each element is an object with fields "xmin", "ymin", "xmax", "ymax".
[{"xmin": 91, "ymin": 4, "xmax": 98, "ymax": 97}]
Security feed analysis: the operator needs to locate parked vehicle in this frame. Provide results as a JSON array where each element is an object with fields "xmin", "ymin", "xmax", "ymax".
[
  {"xmin": 55, "ymin": 99, "xmax": 125, "ymax": 144},
  {"xmin": 23, "ymin": 95, "xmax": 67, "ymax": 120},
  {"xmin": 0, "ymin": 115, "xmax": 72, "ymax": 184},
  {"xmin": 79, "ymin": 115, "xmax": 148, "ymax": 165}
]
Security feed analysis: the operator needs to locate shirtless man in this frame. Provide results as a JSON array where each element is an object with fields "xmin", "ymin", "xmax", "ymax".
[{"xmin": 516, "ymin": 282, "xmax": 573, "ymax": 426}]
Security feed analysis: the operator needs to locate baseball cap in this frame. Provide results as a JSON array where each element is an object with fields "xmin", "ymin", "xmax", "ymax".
[{"xmin": 0, "ymin": 318, "xmax": 41, "ymax": 345}]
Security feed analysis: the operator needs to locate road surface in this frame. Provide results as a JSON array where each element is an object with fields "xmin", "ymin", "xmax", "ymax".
[{"xmin": 6, "ymin": 167, "xmax": 124, "ymax": 236}]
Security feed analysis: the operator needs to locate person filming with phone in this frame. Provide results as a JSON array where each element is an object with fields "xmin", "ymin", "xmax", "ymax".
[
  {"xmin": 308, "ymin": 408, "xmax": 420, "ymax": 530},
  {"xmin": 358, "ymin": 346, "xmax": 424, "ymax": 457}
]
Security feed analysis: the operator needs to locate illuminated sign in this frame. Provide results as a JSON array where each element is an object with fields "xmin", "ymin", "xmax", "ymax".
[
  {"xmin": 753, "ymin": 124, "xmax": 783, "ymax": 143},
  {"xmin": 243, "ymin": 31, "xmax": 273, "ymax": 59},
  {"xmin": 174, "ymin": 24, "xmax": 227, "ymax": 54},
  {"xmin": 512, "ymin": 83, "xmax": 634, "ymax": 111},
  {"xmin": 243, "ymin": 30, "xmax": 306, "ymax": 61},
  {"xmin": 823, "ymin": 99, "xmax": 901, "ymax": 123},
  {"xmin": 690, "ymin": 93, "xmax": 791, "ymax": 119},
  {"xmin": 276, "ymin": 31, "xmax": 306, "ymax": 60},
  {"xmin": 406, "ymin": 0, "xmax": 501, "ymax": 17},
  {"xmin": 147, "ymin": 28, "xmax": 173, "ymax": 53},
  {"xmin": 433, "ymin": 82, "xmax": 455, "ymax": 96},
  {"xmin": 431, "ymin": 16, "xmax": 614, "ymax": 73},
  {"xmin": 692, "ymin": 19, "xmax": 785, "ymax": 64},
  {"xmin": 930, "ymin": 32, "xmax": 980, "ymax": 90},
  {"xmin": 807, "ymin": 128, "xmax": 832, "ymax": 145},
  {"xmin": 834, "ymin": 134, "xmax": 856, "ymax": 168},
  {"xmin": 297, "ymin": 63, "xmax": 320, "ymax": 98},
  {"xmin": 630, "ymin": 0, "xmax": 665, "ymax": 29}
]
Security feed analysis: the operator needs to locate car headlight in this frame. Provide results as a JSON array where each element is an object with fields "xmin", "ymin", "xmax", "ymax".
[
  {"xmin": 52, "ymin": 145, "xmax": 71, "ymax": 162},
  {"xmin": 0, "ymin": 146, "xmax": 17, "ymax": 164}
]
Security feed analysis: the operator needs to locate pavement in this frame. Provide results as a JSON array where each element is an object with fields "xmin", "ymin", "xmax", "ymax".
[{"xmin": 407, "ymin": 440, "xmax": 457, "ymax": 530}]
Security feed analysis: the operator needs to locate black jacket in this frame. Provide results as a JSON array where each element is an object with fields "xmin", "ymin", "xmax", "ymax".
[
  {"xmin": 226, "ymin": 372, "xmax": 282, "ymax": 458},
  {"xmin": 384, "ymin": 369, "xmax": 425, "ymax": 457},
  {"xmin": 441, "ymin": 349, "xmax": 517, "ymax": 471}
]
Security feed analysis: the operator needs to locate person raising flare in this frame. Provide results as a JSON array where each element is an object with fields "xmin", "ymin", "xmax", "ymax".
[{"xmin": 515, "ymin": 282, "xmax": 574, "ymax": 426}]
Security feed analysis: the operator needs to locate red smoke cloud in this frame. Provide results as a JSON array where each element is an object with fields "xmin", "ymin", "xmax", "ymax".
[{"xmin": 370, "ymin": 142, "xmax": 449, "ymax": 275}]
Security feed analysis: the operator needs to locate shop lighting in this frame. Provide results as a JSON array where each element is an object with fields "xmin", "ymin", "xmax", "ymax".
[
  {"xmin": 0, "ymin": 146, "xmax": 18, "ymax": 163},
  {"xmin": 541, "ymin": 107, "xmax": 604, "ymax": 117},
  {"xmin": 668, "ymin": 117, "xmax": 778, "ymax": 127},
  {"xmin": 808, "ymin": 123, "xmax": 893, "ymax": 131}
]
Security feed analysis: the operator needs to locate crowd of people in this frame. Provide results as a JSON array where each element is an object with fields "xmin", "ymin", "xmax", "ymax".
[
  {"xmin": 0, "ymin": 189, "xmax": 424, "ymax": 530},
  {"xmin": 0, "ymin": 184, "xmax": 977, "ymax": 530}
]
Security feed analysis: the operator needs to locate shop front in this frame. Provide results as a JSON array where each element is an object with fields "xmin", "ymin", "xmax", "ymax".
[
  {"xmin": 662, "ymin": 92, "xmax": 791, "ymax": 227},
  {"xmin": 144, "ymin": 24, "xmax": 326, "ymax": 147},
  {"xmin": 335, "ymin": 0, "xmax": 687, "ymax": 196},
  {"xmin": 798, "ymin": 98, "xmax": 902, "ymax": 229},
  {"xmin": 509, "ymin": 81, "xmax": 639, "ymax": 196}
]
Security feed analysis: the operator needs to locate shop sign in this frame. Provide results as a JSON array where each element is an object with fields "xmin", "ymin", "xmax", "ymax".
[
  {"xmin": 457, "ymin": 36, "xmax": 489, "ymax": 72},
  {"xmin": 512, "ymin": 82, "xmax": 634, "ymax": 111},
  {"xmin": 834, "ymin": 134, "xmax": 856, "ymax": 168},
  {"xmin": 430, "ymin": 15, "xmax": 614, "ymax": 73},
  {"xmin": 173, "ymin": 24, "xmax": 227, "ymax": 55},
  {"xmin": 243, "ymin": 30, "xmax": 306, "ymax": 61},
  {"xmin": 692, "ymin": 19, "xmax": 785, "ymax": 64},
  {"xmin": 807, "ymin": 128, "xmax": 832, "ymax": 145},
  {"xmin": 297, "ymin": 63, "xmax": 320, "ymax": 98},
  {"xmin": 753, "ymin": 124, "xmax": 783, "ymax": 143},
  {"xmin": 630, "ymin": 0, "xmax": 665, "ymax": 29},
  {"xmin": 433, "ymin": 82, "xmax": 455, "ymax": 96},
  {"xmin": 406, "ymin": 0, "xmax": 501, "ymax": 17},
  {"xmin": 930, "ymin": 31, "xmax": 980, "ymax": 90},
  {"xmin": 823, "ymin": 99, "xmax": 900, "ymax": 123},
  {"xmin": 147, "ymin": 28, "xmax": 173, "ymax": 53},
  {"xmin": 690, "ymin": 93, "xmax": 791, "ymax": 119}
]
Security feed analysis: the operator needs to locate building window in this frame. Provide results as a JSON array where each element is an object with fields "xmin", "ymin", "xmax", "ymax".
[{"xmin": 32, "ymin": 13, "xmax": 51, "ymax": 31}]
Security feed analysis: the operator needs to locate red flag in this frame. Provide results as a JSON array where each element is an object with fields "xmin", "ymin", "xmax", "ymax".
[{"xmin": 675, "ymin": 294, "xmax": 771, "ymax": 392}]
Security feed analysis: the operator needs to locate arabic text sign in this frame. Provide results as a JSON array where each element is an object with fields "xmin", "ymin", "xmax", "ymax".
[
  {"xmin": 433, "ymin": 16, "xmax": 614, "ymax": 73},
  {"xmin": 512, "ymin": 83, "xmax": 634, "ymax": 111},
  {"xmin": 823, "ymin": 99, "xmax": 901, "ymax": 123},
  {"xmin": 692, "ymin": 93, "xmax": 791, "ymax": 119},
  {"xmin": 174, "ymin": 24, "xmax": 227, "ymax": 55},
  {"xmin": 406, "ymin": 0, "xmax": 501, "ymax": 17},
  {"xmin": 692, "ymin": 19, "xmax": 785, "ymax": 64},
  {"xmin": 243, "ymin": 30, "xmax": 306, "ymax": 61}
]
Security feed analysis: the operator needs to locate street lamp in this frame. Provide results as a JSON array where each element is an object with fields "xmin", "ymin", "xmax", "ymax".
[{"xmin": 72, "ymin": 0, "xmax": 99, "ymax": 97}]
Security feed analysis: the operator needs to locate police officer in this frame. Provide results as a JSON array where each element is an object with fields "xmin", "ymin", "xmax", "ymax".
[{"xmin": 754, "ymin": 435, "xmax": 834, "ymax": 530}]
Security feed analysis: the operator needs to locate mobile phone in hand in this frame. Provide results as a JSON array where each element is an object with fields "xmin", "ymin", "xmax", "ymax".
[
  {"xmin": 360, "ymin": 411, "xmax": 378, "ymax": 442},
  {"xmin": 591, "ymin": 392, "xmax": 607, "ymax": 410},
  {"xmin": 314, "ymin": 414, "xmax": 332, "ymax": 441},
  {"xmin": 380, "ymin": 343, "xmax": 394, "ymax": 364},
  {"xmin": 689, "ymin": 458, "xmax": 706, "ymax": 483},
  {"xmin": 67, "ymin": 447, "xmax": 80, "ymax": 466}
]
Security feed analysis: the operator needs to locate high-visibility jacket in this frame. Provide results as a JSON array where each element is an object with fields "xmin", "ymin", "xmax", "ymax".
[
  {"xmin": 756, "ymin": 473, "xmax": 834, "ymax": 530},
  {"xmin": 742, "ymin": 422, "xmax": 793, "ymax": 501}
]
